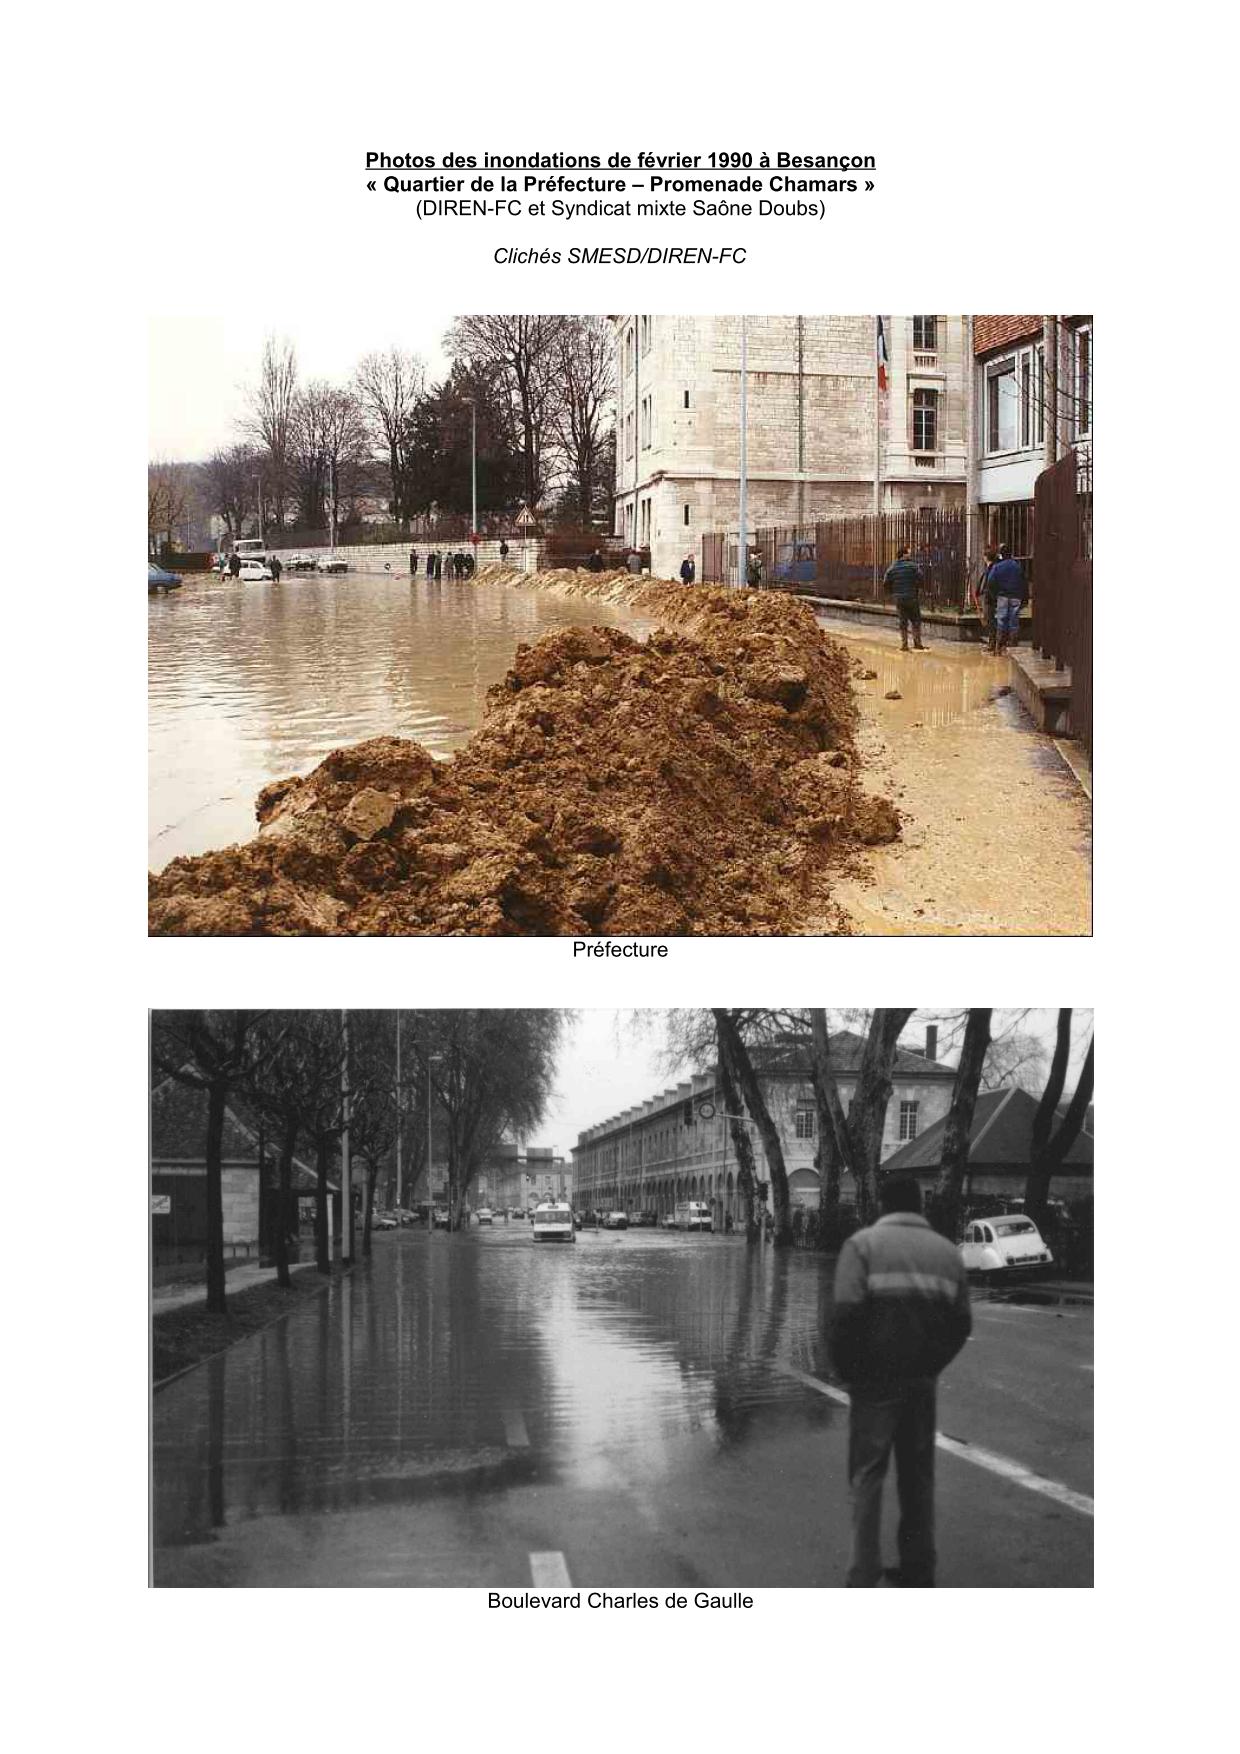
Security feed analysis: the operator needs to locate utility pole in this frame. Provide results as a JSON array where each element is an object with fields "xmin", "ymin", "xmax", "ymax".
[
  {"xmin": 394, "ymin": 1011, "xmax": 402, "ymax": 1212},
  {"xmin": 738, "ymin": 316, "xmax": 748, "ymax": 586},
  {"xmin": 873, "ymin": 315, "xmax": 885, "ymax": 594},
  {"xmin": 470, "ymin": 397, "xmax": 478, "ymax": 558},
  {"xmin": 341, "ymin": 1010, "xmax": 352, "ymax": 1265}
]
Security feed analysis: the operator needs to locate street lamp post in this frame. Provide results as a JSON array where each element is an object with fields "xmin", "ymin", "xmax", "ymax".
[
  {"xmin": 738, "ymin": 317, "xmax": 748, "ymax": 587},
  {"xmin": 425, "ymin": 1051, "xmax": 443, "ymax": 1229},
  {"xmin": 465, "ymin": 396, "xmax": 478, "ymax": 560}
]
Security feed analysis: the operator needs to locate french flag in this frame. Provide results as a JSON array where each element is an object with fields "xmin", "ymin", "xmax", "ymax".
[{"xmin": 876, "ymin": 316, "xmax": 889, "ymax": 392}]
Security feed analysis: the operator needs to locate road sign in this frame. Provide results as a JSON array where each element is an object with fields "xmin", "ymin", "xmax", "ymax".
[{"xmin": 150, "ymin": 1194, "xmax": 171, "ymax": 1215}]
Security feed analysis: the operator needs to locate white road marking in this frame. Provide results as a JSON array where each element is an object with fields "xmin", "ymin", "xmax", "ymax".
[
  {"xmin": 784, "ymin": 1368, "xmax": 1093, "ymax": 1518},
  {"xmin": 530, "ymin": 1551, "xmax": 572, "ymax": 1586},
  {"xmin": 503, "ymin": 1409, "xmax": 530, "ymax": 1448}
]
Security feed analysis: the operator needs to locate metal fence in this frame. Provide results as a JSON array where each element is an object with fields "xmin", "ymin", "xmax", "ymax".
[
  {"xmin": 702, "ymin": 509, "xmax": 973, "ymax": 611},
  {"xmin": 242, "ymin": 513, "xmax": 541, "ymax": 550},
  {"xmin": 1032, "ymin": 448, "xmax": 1093, "ymax": 752}
]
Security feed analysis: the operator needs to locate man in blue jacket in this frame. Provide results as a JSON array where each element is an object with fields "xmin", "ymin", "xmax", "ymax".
[
  {"xmin": 988, "ymin": 545, "xmax": 1028, "ymax": 654},
  {"xmin": 829, "ymin": 1175, "xmax": 972, "ymax": 1586}
]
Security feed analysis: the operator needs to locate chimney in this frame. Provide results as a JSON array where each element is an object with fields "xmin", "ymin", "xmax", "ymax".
[{"xmin": 925, "ymin": 1025, "xmax": 937, "ymax": 1062}]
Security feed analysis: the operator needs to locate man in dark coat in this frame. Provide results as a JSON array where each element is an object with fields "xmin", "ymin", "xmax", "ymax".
[
  {"xmin": 829, "ymin": 1176, "xmax": 972, "ymax": 1587},
  {"xmin": 680, "ymin": 553, "xmax": 696, "ymax": 585},
  {"xmin": 883, "ymin": 546, "xmax": 926, "ymax": 650}
]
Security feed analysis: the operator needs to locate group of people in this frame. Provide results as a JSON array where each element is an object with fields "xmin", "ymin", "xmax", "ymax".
[
  {"xmin": 974, "ymin": 543, "xmax": 1029, "ymax": 653},
  {"xmin": 412, "ymin": 550, "xmax": 475, "ymax": 581},
  {"xmin": 882, "ymin": 541, "xmax": 1029, "ymax": 655}
]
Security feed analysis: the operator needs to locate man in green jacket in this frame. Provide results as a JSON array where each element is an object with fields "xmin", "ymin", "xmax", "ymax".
[
  {"xmin": 829, "ymin": 1175, "xmax": 972, "ymax": 1586},
  {"xmin": 883, "ymin": 547, "xmax": 927, "ymax": 650}
]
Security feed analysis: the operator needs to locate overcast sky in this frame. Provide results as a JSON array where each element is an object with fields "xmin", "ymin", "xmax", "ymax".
[
  {"xmin": 536, "ymin": 1008, "xmax": 1092, "ymax": 1160},
  {"xmin": 148, "ymin": 316, "xmax": 455, "ymax": 461}
]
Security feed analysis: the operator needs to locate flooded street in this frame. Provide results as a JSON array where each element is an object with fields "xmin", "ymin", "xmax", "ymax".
[
  {"xmin": 814, "ymin": 615, "xmax": 1092, "ymax": 935},
  {"xmin": 148, "ymin": 572, "xmax": 654, "ymax": 869},
  {"xmin": 152, "ymin": 1229, "xmax": 1092, "ymax": 1587}
]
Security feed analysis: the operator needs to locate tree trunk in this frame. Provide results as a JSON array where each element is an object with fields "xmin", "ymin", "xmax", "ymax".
[
  {"xmin": 362, "ymin": 1160, "xmax": 377, "ymax": 1257},
  {"xmin": 928, "ymin": 1009, "xmax": 992, "ymax": 1238},
  {"xmin": 808, "ymin": 1010, "xmax": 847, "ymax": 1246},
  {"xmin": 204, "ymin": 1079, "xmax": 228, "ymax": 1314},
  {"xmin": 850, "ymin": 1009, "xmax": 915, "ymax": 1225},
  {"xmin": 1025, "ymin": 1036, "xmax": 1094, "ymax": 1225},
  {"xmin": 715, "ymin": 1011, "xmax": 793, "ymax": 1246},
  {"xmin": 315, "ymin": 1133, "xmax": 331, "ymax": 1274},
  {"xmin": 275, "ymin": 1118, "xmax": 297, "ymax": 1289},
  {"xmin": 717, "ymin": 1037, "xmax": 759, "ymax": 1241}
]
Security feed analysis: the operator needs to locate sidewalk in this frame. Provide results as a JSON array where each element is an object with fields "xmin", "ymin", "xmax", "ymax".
[{"xmin": 152, "ymin": 1257, "xmax": 321, "ymax": 1313}]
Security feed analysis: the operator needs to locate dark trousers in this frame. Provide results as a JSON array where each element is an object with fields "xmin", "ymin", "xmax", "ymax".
[
  {"xmin": 846, "ymin": 1379, "xmax": 937, "ymax": 1586},
  {"xmin": 896, "ymin": 597, "xmax": 922, "ymax": 639}
]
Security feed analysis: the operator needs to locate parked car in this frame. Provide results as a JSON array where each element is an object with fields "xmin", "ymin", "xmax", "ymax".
[
  {"xmin": 432, "ymin": 1206, "xmax": 451, "ymax": 1229},
  {"xmin": 317, "ymin": 556, "xmax": 348, "ymax": 574},
  {"xmin": 602, "ymin": 1211, "xmax": 629, "ymax": 1230},
  {"xmin": 960, "ymin": 1215, "xmax": 1054, "ymax": 1275},
  {"xmin": 772, "ymin": 540, "xmax": 818, "ymax": 587},
  {"xmin": 239, "ymin": 558, "xmax": 274, "ymax": 581},
  {"xmin": 372, "ymin": 1211, "xmax": 398, "ymax": 1230},
  {"xmin": 476, "ymin": 1207, "xmax": 494, "ymax": 1225},
  {"xmin": 148, "ymin": 562, "xmax": 182, "ymax": 592}
]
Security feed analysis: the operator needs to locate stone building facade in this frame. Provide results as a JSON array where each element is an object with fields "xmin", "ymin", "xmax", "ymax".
[
  {"xmin": 483, "ymin": 1143, "xmax": 573, "ymax": 1212},
  {"xmin": 611, "ymin": 316, "xmax": 968, "ymax": 579},
  {"xmin": 573, "ymin": 1029, "xmax": 956, "ymax": 1227}
]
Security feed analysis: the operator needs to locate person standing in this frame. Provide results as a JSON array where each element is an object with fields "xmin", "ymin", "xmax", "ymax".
[
  {"xmin": 499, "ymin": 539, "xmax": 510, "ymax": 566},
  {"xmin": 425, "ymin": 551, "xmax": 435, "ymax": 582},
  {"xmin": 680, "ymin": 553, "xmax": 696, "ymax": 585},
  {"xmin": 828, "ymin": 1175, "xmax": 972, "ymax": 1587},
  {"xmin": 433, "ymin": 552, "xmax": 442, "ymax": 581},
  {"xmin": 586, "ymin": 548, "xmax": 605, "ymax": 573},
  {"xmin": 974, "ymin": 545, "xmax": 999, "ymax": 652},
  {"xmin": 988, "ymin": 544, "xmax": 1028, "ymax": 654},
  {"xmin": 228, "ymin": 551, "xmax": 241, "ymax": 581},
  {"xmin": 746, "ymin": 550, "xmax": 763, "ymax": 588},
  {"xmin": 269, "ymin": 554, "xmax": 282, "ymax": 584},
  {"xmin": 883, "ymin": 546, "xmax": 926, "ymax": 650},
  {"xmin": 409, "ymin": 548, "xmax": 418, "ymax": 576}
]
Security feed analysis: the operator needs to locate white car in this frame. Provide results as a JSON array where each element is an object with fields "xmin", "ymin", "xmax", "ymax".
[
  {"xmin": 317, "ymin": 556, "xmax": 348, "ymax": 574},
  {"xmin": 239, "ymin": 559, "xmax": 274, "ymax": 581},
  {"xmin": 960, "ymin": 1215, "xmax": 1053, "ymax": 1274},
  {"xmin": 476, "ymin": 1207, "xmax": 494, "ymax": 1225}
]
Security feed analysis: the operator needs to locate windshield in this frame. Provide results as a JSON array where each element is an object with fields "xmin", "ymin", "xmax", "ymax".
[
  {"xmin": 993, "ymin": 1219, "xmax": 1036, "ymax": 1236},
  {"xmin": 537, "ymin": 1206, "xmax": 569, "ymax": 1219}
]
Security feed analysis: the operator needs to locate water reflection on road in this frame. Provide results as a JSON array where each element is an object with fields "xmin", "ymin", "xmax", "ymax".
[
  {"xmin": 148, "ymin": 572, "xmax": 654, "ymax": 868},
  {"xmin": 152, "ymin": 1230, "xmax": 834, "ymax": 1573}
]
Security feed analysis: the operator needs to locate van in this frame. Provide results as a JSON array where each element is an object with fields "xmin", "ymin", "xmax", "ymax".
[{"xmin": 673, "ymin": 1201, "xmax": 713, "ymax": 1232}]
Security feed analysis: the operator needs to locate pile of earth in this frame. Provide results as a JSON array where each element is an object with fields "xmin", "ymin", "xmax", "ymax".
[{"xmin": 148, "ymin": 585, "xmax": 899, "ymax": 936}]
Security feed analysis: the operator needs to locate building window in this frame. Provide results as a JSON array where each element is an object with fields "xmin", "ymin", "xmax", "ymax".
[
  {"xmin": 1075, "ymin": 326, "xmax": 1092, "ymax": 438},
  {"xmin": 912, "ymin": 315, "xmax": 938, "ymax": 352},
  {"xmin": 912, "ymin": 387, "xmax": 938, "ymax": 452},
  {"xmin": 641, "ymin": 394, "xmax": 652, "ymax": 450},
  {"xmin": 683, "ymin": 389, "xmax": 690, "ymax": 409},
  {"xmin": 640, "ymin": 498, "xmax": 651, "ymax": 543},
  {"xmin": 640, "ymin": 316, "xmax": 652, "ymax": 356},
  {"xmin": 624, "ymin": 327, "xmax": 634, "ymax": 377},
  {"xmin": 1036, "ymin": 346, "xmax": 1045, "ymax": 444},
  {"xmin": 1020, "ymin": 354, "xmax": 1032, "ymax": 447},
  {"xmin": 683, "ymin": 504, "xmax": 690, "ymax": 526},
  {"xmin": 986, "ymin": 362, "xmax": 1017, "ymax": 453},
  {"xmin": 794, "ymin": 1108, "xmax": 816, "ymax": 1140},
  {"xmin": 898, "ymin": 1100, "xmax": 919, "ymax": 1141},
  {"xmin": 625, "ymin": 412, "xmax": 634, "ymax": 459}
]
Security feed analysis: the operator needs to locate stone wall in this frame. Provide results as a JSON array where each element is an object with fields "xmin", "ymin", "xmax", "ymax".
[{"xmin": 264, "ymin": 537, "xmax": 547, "ymax": 574}]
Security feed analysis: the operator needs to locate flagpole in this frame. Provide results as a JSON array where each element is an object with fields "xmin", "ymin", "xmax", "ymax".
[{"xmin": 873, "ymin": 315, "xmax": 885, "ymax": 594}]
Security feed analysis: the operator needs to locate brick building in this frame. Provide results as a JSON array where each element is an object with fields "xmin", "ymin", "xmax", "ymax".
[
  {"xmin": 573, "ymin": 1028, "xmax": 956, "ymax": 1227},
  {"xmin": 970, "ymin": 314, "xmax": 1094, "ymax": 562},
  {"xmin": 611, "ymin": 316, "xmax": 969, "ymax": 579},
  {"xmin": 483, "ymin": 1142, "xmax": 573, "ymax": 1212}
]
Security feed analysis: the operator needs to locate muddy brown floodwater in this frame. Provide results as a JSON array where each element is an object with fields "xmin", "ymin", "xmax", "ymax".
[
  {"xmin": 148, "ymin": 570, "xmax": 656, "ymax": 869},
  {"xmin": 813, "ymin": 614, "xmax": 1092, "ymax": 935}
]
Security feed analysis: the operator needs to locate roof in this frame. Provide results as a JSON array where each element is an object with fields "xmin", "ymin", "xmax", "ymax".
[
  {"xmin": 749, "ymin": 1031, "xmax": 954, "ymax": 1081},
  {"xmin": 150, "ymin": 1077, "xmax": 324, "ymax": 1191},
  {"xmin": 882, "ymin": 1085, "xmax": 1094, "ymax": 1174}
]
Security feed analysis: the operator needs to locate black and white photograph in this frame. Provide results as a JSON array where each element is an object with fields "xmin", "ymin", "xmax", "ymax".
[{"xmin": 150, "ymin": 1008, "xmax": 1093, "ymax": 1588}]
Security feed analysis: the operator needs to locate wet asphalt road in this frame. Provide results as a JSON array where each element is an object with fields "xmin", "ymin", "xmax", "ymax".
[{"xmin": 152, "ymin": 1227, "xmax": 1093, "ymax": 1588}]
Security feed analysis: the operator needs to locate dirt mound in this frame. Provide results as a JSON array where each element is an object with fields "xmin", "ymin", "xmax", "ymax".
[{"xmin": 149, "ymin": 586, "xmax": 898, "ymax": 936}]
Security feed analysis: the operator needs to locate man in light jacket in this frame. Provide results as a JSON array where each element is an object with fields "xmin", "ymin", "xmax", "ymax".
[{"xmin": 829, "ymin": 1175, "xmax": 972, "ymax": 1586}]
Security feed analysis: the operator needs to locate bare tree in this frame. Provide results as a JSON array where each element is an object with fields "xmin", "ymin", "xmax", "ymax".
[
  {"xmin": 147, "ymin": 460, "xmax": 190, "ymax": 557},
  {"xmin": 712, "ymin": 1010, "xmax": 796, "ymax": 1246},
  {"xmin": 199, "ymin": 443, "xmax": 257, "ymax": 539},
  {"xmin": 553, "ymin": 317, "xmax": 615, "ymax": 527},
  {"xmin": 927, "ymin": 1008, "xmax": 993, "ymax": 1237},
  {"xmin": 809, "ymin": 1008, "xmax": 915, "ymax": 1227},
  {"xmin": 354, "ymin": 347, "xmax": 425, "ymax": 529},
  {"xmin": 446, "ymin": 315, "xmax": 570, "ymax": 511},
  {"xmin": 1025, "ymin": 1009, "xmax": 1094, "ymax": 1225},
  {"xmin": 151, "ymin": 1012, "xmax": 275, "ymax": 1312},
  {"xmin": 246, "ymin": 337, "xmax": 298, "ymax": 532}
]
